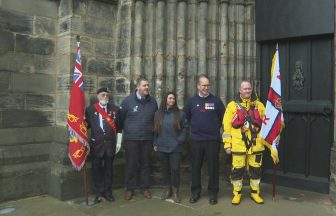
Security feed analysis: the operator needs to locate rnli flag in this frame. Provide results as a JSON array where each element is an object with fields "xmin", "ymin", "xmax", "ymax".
[
  {"xmin": 66, "ymin": 40, "xmax": 90, "ymax": 170},
  {"xmin": 260, "ymin": 48, "xmax": 284, "ymax": 164}
]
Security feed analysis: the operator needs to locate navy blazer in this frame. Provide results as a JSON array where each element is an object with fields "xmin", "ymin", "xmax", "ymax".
[{"xmin": 85, "ymin": 103, "xmax": 120, "ymax": 158}]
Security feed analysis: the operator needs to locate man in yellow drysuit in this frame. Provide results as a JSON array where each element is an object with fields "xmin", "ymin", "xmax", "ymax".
[{"xmin": 222, "ymin": 80, "xmax": 266, "ymax": 205}]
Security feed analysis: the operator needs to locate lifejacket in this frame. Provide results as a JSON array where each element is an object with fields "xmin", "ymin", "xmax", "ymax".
[{"xmin": 232, "ymin": 94, "xmax": 262, "ymax": 149}]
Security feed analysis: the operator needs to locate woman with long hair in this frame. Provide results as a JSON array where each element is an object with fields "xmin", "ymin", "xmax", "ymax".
[{"xmin": 153, "ymin": 91, "xmax": 188, "ymax": 203}]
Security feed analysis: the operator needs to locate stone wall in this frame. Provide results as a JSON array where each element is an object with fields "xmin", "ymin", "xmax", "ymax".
[
  {"xmin": 49, "ymin": 0, "xmax": 121, "ymax": 200},
  {"xmin": 0, "ymin": 0, "xmax": 57, "ymax": 202},
  {"xmin": 331, "ymin": 0, "xmax": 336, "ymax": 202},
  {"xmin": 2, "ymin": 0, "xmax": 313, "ymax": 202},
  {"xmin": 112, "ymin": 0, "xmax": 257, "ymax": 107}
]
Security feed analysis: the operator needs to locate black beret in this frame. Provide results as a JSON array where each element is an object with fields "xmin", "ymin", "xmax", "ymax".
[{"xmin": 96, "ymin": 87, "xmax": 110, "ymax": 94}]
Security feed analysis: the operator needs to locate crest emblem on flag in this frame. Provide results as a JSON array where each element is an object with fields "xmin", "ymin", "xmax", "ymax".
[
  {"xmin": 260, "ymin": 48, "xmax": 285, "ymax": 164},
  {"xmin": 66, "ymin": 38, "xmax": 90, "ymax": 170}
]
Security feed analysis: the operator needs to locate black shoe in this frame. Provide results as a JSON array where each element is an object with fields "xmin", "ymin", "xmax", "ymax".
[
  {"xmin": 189, "ymin": 195, "xmax": 200, "ymax": 204},
  {"xmin": 209, "ymin": 198, "xmax": 217, "ymax": 205},
  {"xmin": 94, "ymin": 196, "xmax": 104, "ymax": 204},
  {"xmin": 105, "ymin": 195, "xmax": 115, "ymax": 202}
]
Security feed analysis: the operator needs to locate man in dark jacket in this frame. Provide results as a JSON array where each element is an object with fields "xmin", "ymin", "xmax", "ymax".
[
  {"xmin": 185, "ymin": 74, "xmax": 225, "ymax": 205},
  {"xmin": 85, "ymin": 87, "xmax": 120, "ymax": 204},
  {"xmin": 119, "ymin": 77, "xmax": 158, "ymax": 200}
]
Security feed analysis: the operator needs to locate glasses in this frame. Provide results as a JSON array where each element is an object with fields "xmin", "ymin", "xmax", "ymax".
[
  {"xmin": 99, "ymin": 93, "xmax": 109, "ymax": 97},
  {"xmin": 201, "ymin": 84, "xmax": 210, "ymax": 88}
]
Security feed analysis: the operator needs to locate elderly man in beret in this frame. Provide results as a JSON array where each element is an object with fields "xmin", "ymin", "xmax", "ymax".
[{"xmin": 85, "ymin": 87, "xmax": 120, "ymax": 204}]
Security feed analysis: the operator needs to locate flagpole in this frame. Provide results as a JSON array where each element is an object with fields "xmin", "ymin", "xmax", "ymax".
[
  {"xmin": 272, "ymin": 163, "xmax": 277, "ymax": 201},
  {"xmin": 83, "ymin": 163, "xmax": 89, "ymax": 205},
  {"xmin": 272, "ymin": 43, "xmax": 279, "ymax": 202},
  {"xmin": 76, "ymin": 35, "xmax": 89, "ymax": 206}
]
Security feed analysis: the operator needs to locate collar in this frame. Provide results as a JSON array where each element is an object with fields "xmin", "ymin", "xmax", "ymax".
[
  {"xmin": 198, "ymin": 92, "xmax": 210, "ymax": 98},
  {"xmin": 136, "ymin": 90, "xmax": 142, "ymax": 100},
  {"xmin": 238, "ymin": 97, "xmax": 254, "ymax": 110},
  {"xmin": 98, "ymin": 103, "xmax": 107, "ymax": 109}
]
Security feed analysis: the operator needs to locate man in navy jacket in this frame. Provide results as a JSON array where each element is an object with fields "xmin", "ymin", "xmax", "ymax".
[
  {"xmin": 119, "ymin": 77, "xmax": 158, "ymax": 200},
  {"xmin": 85, "ymin": 87, "xmax": 120, "ymax": 204},
  {"xmin": 185, "ymin": 75, "xmax": 225, "ymax": 205}
]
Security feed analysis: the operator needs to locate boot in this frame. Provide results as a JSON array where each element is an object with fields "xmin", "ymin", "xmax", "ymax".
[
  {"xmin": 250, "ymin": 192, "xmax": 264, "ymax": 204},
  {"xmin": 232, "ymin": 190, "xmax": 242, "ymax": 205},
  {"xmin": 172, "ymin": 187, "xmax": 181, "ymax": 203},
  {"xmin": 231, "ymin": 181, "xmax": 243, "ymax": 205},
  {"xmin": 250, "ymin": 179, "xmax": 264, "ymax": 204},
  {"xmin": 161, "ymin": 186, "xmax": 172, "ymax": 200}
]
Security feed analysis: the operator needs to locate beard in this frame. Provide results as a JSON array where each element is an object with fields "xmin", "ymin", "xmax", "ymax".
[{"xmin": 99, "ymin": 100, "xmax": 108, "ymax": 106}]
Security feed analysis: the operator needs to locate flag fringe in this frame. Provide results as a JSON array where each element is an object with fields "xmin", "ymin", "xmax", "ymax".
[
  {"xmin": 67, "ymin": 125, "xmax": 90, "ymax": 148},
  {"xmin": 68, "ymin": 152, "xmax": 87, "ymax": 171},
  {"xmin": 262, "ymin": 139, "xmax": 279, "ymax": 164}
]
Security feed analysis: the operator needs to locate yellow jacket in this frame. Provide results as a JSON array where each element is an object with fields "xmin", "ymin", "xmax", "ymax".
[{"xmin": 222, "ymin": 97, "xmax": 266, "ymax": 154}]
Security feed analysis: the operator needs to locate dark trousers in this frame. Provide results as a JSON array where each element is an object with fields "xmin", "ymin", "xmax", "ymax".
[
  {"xmin": 92, "ymin": 153, "xmax": 114, "ymax": 197},
  {"xmin": 124, "ymin": 140, "xmax": 153, "ymax": 191},
  {"xmin": 191, "ymin": 140, "xmax": 219, "ymax": 199},
  {"xmin": 158, "ymin": 151, "xmax": 181, "ymax": 188}
]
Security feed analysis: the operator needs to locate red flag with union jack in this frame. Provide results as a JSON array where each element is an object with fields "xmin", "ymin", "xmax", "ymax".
[
  {"xmin": 66, "ymin": 39, "xmax": 90, "ymax": 170},
  {"xmin": 260, "ymin": 48, "xmax": 284, "ymax": 164}
]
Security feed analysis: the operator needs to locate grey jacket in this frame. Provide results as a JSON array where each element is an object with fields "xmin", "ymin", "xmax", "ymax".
[{"xmin": 154, "ymin": 109, "xmax": 189, "ymax": 153}]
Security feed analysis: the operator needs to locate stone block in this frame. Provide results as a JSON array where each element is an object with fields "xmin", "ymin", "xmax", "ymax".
[
  {"xmin": 0, "ymin": 143, "xmax": 50, "ymax": 166},
  {"xmin": 95, "ymin": 39, "xmax": 115, "ymax": 57},
  {"xmin": 76, "ymin": 36, "xmax": 92, "ymax": 55},
  {"xmin": 53, "ymin": 126, "xmax": 69, "ymax": 144},
  {"xmin": 0, "ymin": 71, "xmax": 10, "ymax": 91},
  {"xmin": 87, "ymin": 58, "xmax": 114, "ymax": 76},
  {"xmin": 2, "ymin": 110, "xmax": 54, "ymax": 128},
  {"xmin": 26, "ymin": 94, "xmax": 55, "ymax": 110},
  {"xmin": 48, "ymin": 158, "xmax": 124, "ymax": 201},
  {"xmin": 83, "ymin": 75, "xmax": 96, "ymax": 93},
  {"xmin": 0, "ymin": 162, "xmax": 48, "ymax": 202},
  {"xmin": 34, "ymin": 17, "xmax": 56, "ymax": 36},
  {"xmin": 56, "ymin": 35, "xmax": 70, "ymax": 54},
  {"xmin": 0, "ymin": 52, "xmax": 56, "ymax": 74},
  {"xmin": 56, "ymin": 74, "xmax": 71, "ymax": 92},
  {"xmin": 330, "ymin": 174, "xmax": 336, "ymax": 202},
  {"xmin": 49, "ymin": 139, "xmax": 69, "ymax": 166},
  {"xmin": 56, "ymin": 110, "xmax": 67, "ymax": 126},
  {"xmin": 83, "ymin": 18, "xmax": 113, "ymax": 38},
  {"xmin": 0, "ymin": 0, "xmax": 58, "ymax": 18},
  {"xmin": 88, "ymin": 0, "xmax": 116, "ymax": 20},
  {"xmin": 0, "ymin": 93, "xmax": 25, "ymax": 110},
  {"xmin": 59, "ymin": 0, "xmax": 73, "ymax": 17},
  {"xmin": 331, "ymin": 147, "xmax": 336, "ymax": 173},
  {"xmin": 57, "ymin": 54, "xmax": 71, "ymax": 74},
  {"xmin": 48, "ymin": 163, "xmax": 92, "ymax": 200},
  {"xmin": 57, "ymin": 53, "xmax": 87, "ymax": 75},
  {"xmin": 58, "ymin": 16, "xmax": 81, "ymax": 35},
  {"xmin": 73, "ymin": 0, "xmax": 87, "ymax": 15},
  {"xmin": 97, "ymin": 76, "xmax": 115, "ymax": 93},
  {"xmin": 116, "ymin": 39, "xmax": 131, "ymax": 59},
  {"xmin": 56, "ymin": 93, "xmax": 70, "ymax": 110},
  {"xmin": 0, "ymin": 29, "xmax": 14, "ymax": 54},
  {"xmin": 11, "ymin": 73, "xmax": 55, "ymax": 93},
  {"xmin": 115, "ymin": 59, "xmax": 131, "ymax": 76},
  {"xmin": 0, "ymin": 9, "xmax": 33, "ymax": 33},
  {"xmin": 15, "ymin": 34, "xmax": 55, "ymax": 55},
  {"xmin": 0, "ymin": 112, "xmax": 2, "ymax": 128},
  {"xmin": 0, "ymin": 127, "xmax": 53, "ymax": 146}
]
